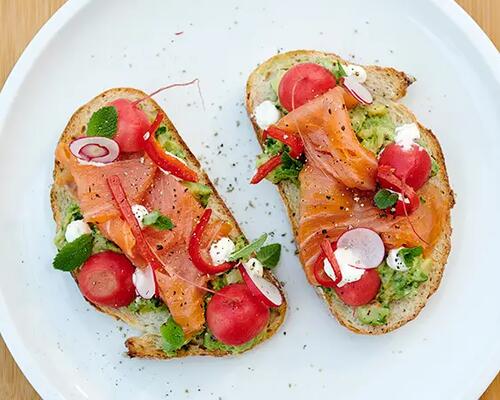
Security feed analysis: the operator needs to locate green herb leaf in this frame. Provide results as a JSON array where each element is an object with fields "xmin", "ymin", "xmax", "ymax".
[
  {"xmin": 332, "ymin": 61, "xmax": 348, "ymax": 79},
  {"xmin": 398, "ymin": 246, "xmax": 423, "ymax": 268},
  {"xmin": 228, "ymin": 233, "xmax": 267, "ymax": 262},
  {"xmin": 160, "ymin": 317, "xmax": 185, "ymax": 353},
  {"xmin": 142, "ymin": 210, "xmax": 175, "ymax": 231},
  {"xmin": 256, "ymin": 243, "xmax": 281, "ymax": 268},
  {"xmin": 374, "ymin": 189, "xmax": 398, "ymax": 209},
  {"xmin": 53, "ymin": 234, "xmax": 94, "ymax": 271},
  {"xmin": 87, "ymin": 106, "xmax": 118, "ymax": 138}
]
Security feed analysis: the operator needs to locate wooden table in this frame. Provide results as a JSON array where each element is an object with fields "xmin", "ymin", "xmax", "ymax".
[{"xmin": 1, "ymin": 0, "xmax": 499, "ymax": 398}]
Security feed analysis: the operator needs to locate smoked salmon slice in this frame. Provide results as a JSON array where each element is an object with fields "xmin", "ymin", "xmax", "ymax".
[
  {"xmin": 142, "ymin": 172, "xmax": 234, "ymax": 336},
  {"xmin": 276, "ymin": 86, "xmax": 378, "ymax": 191},
  {"xmin": 297, "ymin": 164, "xmax": 446, "ymax": 285},
  {"xmin": 56, "ymin": 143, "xmax": 157, "ymax": 223}
]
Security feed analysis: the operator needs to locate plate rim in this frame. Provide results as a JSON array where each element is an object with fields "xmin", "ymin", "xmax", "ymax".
[{"xmin": 0, "ymin": 0, "xmax": 498, "ymax": 399}]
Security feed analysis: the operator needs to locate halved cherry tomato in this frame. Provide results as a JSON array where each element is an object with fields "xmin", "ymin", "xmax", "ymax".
[
  {"xmin": 77, "ymin": 251, "xmax": 136, "ymax": 308},
  {"xmin": 378, "ymin": 143, "xmax": 431, "ymax": 191},
  {"xmin": 188, "ymin": 208, "xmax": 235, "ymax": 275},
  {"xmin": 278, "ymin": 63, "xmax": 336, "ymax": 111},
  {"xmin": 334, "ymin": 269, "xmax": 381, "ymax": 307},
  {"xmin": 109, "ymin": 99, "xmax": 150, "ymax": 153},
  {"xmin": 394, "ymin": 189, "xmax": 420, "ymax": 216},
  {"xmin": 206, "ymin": 283, "xmax": 270, "ymax": 346}
]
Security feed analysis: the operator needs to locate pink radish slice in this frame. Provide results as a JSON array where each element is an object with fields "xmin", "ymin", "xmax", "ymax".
[
  {"xmin": 70, "ymin": 137, "xmax": 120, "ymax": 163},
  {"xmin": 80, "ymin": 143, "xmax": 109, "ymax": 158},
  {"xmin": 342, "ymin": 76, "xmax": 373, "ymax": 105},
  {"xmin": 336, "ymin": 228, "xmax": 385, "ymax": 269},
  {"xmin": 239, "ymin": 265, "xmax": 283, "ymax": 308}
]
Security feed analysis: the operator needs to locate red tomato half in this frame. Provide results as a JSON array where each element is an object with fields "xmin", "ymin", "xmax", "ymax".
[
  {"xmin": 378, "ymin": 143, "xmax": 431, "ymax": 191},
  {"xmin": 77, "ymin": 251, "xmax": 136, "ymax": 308},
  {"xmin": 206, "ymin": 283, "xmax": 270, "ymax": 346},
  {"xmin": 278, "ymin": 63, "xmax": 336, "ymax": 111},
  {"xmin": 110, "ymin": 99, "xmax": 150, "ymax": 153},
  {"xmin": 334, "ymin": 269, "xmax": 381, "ymax": 307},
  {"xmin": 394, "ymin": 189, "xmax": 420, "ymax": 216}
]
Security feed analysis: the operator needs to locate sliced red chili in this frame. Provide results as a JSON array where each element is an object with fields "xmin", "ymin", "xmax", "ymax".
[
  {"xmin": 188, "ymin": 208, "xmax": 235, "ymax": 274},
  {"xmin": 250, "ymin": 154, "xmax": 282, "ymax": 184},
  {"xmin": 143, "ymin": 113, "xmax": 198, "ymax": 182},
  {"xmin": 107, "ymin": 175, "xmax": 167, "ymax": 274},
  {"xmin": 265, "ymin": 126, "xmax": 304, "ymax": 158},
  {"xmin": 320, "ymin": 239, "xmax": 342, "ymax": 285}
]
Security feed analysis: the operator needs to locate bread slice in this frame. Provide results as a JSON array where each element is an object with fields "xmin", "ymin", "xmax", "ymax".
[
  {"xmin": 51, "ymin": 88, "xmax": 286, "ymax": 358},
  {"xmin": 245, "ymin": 50, "xmax": 453, "ymax": 334}
]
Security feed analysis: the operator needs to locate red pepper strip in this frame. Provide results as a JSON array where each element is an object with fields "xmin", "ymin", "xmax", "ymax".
[
  {"xmin": 265, "ymin": 126, "xmax": 304, "ymax": 158},
  {"xmin": 377, "ymin": 165, "xmax": 418, "ymax": 210},
  {"xmin": 107, "ymin": 175, "xmax": 168, "ymax": 274},
  {"xmin": 320, "ymin": 239, "xmax": 342, "ymax": 285},
  {"xmin": 188, "ymin": 208, "xmax": 235, "ymax": 274},
  {"xmin": 143, "ymin": 113, "xmax": 198, "ymax": 182},
  {"xmin": 250, "ymin": 155, "xmax": 282, "ymax": 184}
]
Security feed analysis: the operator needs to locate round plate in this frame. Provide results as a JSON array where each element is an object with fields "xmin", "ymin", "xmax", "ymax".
[{"xmin": 1, "ymin": 0, "xmax": 499, "ymax": 399}]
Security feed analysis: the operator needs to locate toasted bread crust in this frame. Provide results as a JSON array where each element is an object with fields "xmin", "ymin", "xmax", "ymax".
[
  {"xmin": 51, "ymin": 88, "xmax": 286, "ymax": 358},
  {"xmin": 245, "ymin": 50, "xmax": 453, "ymax": 334}
]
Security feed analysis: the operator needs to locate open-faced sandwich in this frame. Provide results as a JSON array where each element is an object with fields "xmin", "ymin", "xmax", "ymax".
[
  {"xmin": 245, "ymin": 50, "xmax": 453, "ymax": 334},
  {"xmin": 51, "ymin": 87, "xmax": 286, "ymax": 358}
]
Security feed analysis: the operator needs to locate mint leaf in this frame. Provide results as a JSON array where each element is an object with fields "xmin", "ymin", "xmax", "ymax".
[
  {"xmin": 398, "ymin": 246, "xmax": 423, "ymax": 268},
  {"xmin": 53, "ymin": 233, "xmax": 93, "ymax": 271},
  {"xmin": 160, "ymin": 317, "xmax": 185, "ymax": 354},
  {"xmin": 374, "ymin": 189, "xmax": 398, "ymax": 209},
  {"xmin": 143, "ymin": 210, "xmax": 175, "ymax": 231},
  {"xmin": 256, "ymin": 243, "xmax": 281, "ymax": 268},
  {"xmin": 332, "ymin": 61, "xmax": 348, "ymax": 79},
  {"xmin": 228, "ymin": 233, "xmax": 267, "ymax": 262},
  {"xmin": 87, "ymin": 106, "xmax": 118, "ymax": 138}
]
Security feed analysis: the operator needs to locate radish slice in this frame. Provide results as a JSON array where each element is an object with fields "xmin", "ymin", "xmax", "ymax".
[
  {"xmin": 342, "ymin": 76, "xmax": 373, "ymax": 105},
  {"xmin": 336, "ymin": 228, "xmax": 385, "ymax": 269},
  {"xmin": 239, "ymin": 265, "xmax": 282, "ymax": 308},
  {"xmin": 70, "ymin": 137, "xmax": 120, "ymax": 163},
  {"xmin": 132, "ymin": 264, "xmax": 156, "ymax": 299}
]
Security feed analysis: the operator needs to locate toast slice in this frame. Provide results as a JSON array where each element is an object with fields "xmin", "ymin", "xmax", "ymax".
[
  {"xmin": 245, "ymin": 50, "xmax": 453, "ymax": 334},
  {"xmin": 51, "ymin": 88, "xmax": 286, "ymax": 358}
]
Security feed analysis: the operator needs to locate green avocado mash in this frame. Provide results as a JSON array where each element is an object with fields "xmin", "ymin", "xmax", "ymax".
[
  {"xmin": 256, "ymin": 138, "xmax": 304, "ymax": 185},
  {"xmin": 349, "ymin": 103, "xmax": 395, "ymax": 154},
  {"xmin": 203, "ymin": 330, "xmax": 265, "ymax": 354},
  {"xmin": 128, "ymin": 297, "xmax": 168, "ymax": 314},
  {"xmin": 182, "ymin": 182, "xmax": 212, "ymax": 207},
  {"xmin": 54, "ymin": 202, "xmax": 82, "ymax": 250},
  {"xmin": 155, "ymin": 126, "xmax": 185, "ymax": 159},
  {"xmin": 355, "ymin": 253, "xmax": 430, "ymax": 326}
]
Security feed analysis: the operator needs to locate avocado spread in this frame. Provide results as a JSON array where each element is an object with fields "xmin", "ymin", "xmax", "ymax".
[{"xmin": 349, "ymin": 103, "xmax": 396, "ymax": 154}]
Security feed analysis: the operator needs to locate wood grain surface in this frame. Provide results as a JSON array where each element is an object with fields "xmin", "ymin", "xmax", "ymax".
[{"xmin": 0, "ymin": 0, "xmax": 498, "ymax": 399}]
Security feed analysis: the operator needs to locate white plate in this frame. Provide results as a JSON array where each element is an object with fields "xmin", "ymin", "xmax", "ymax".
[{"xmin": 1, "ymin": 0, "xmax": 499, "ymax": 399}]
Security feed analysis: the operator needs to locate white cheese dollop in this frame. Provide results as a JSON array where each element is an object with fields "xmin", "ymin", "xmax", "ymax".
[
  {"xmin": 386, "ymin": 247, "xmax": 408, "ymax": 271},
  {"xmin": 209, "ymin": 237, "xmax": 235, "ymax": 266},
  {"xmin": 345, "ymin": 64, "xmax": 367, "ymax": 83},
  {"xmin": 64, "ymin": 220, "xmax": 91, "ymax": 243},
  {"xmin": 131, "ymin": 204, "xmax": 149, "ymax": 228},
  {"xmin": 323, "ymin": 248, "xmax": 366, "ymax": 287},
  {"xmin": 132, "ymin": 265, "xmax": 156, "ymax": 299},
  {"xmin": 394, "ymin": 123, "xmax": 420, "ymax": 150},
  {"xmin": 254, "ymin": 100, "xmax": 281, "ymax": 130},
  {"xmin": 243, "ymin": 258, "xmax": 264, "ymax": 277}
]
